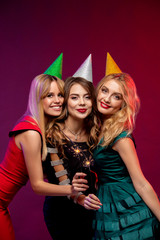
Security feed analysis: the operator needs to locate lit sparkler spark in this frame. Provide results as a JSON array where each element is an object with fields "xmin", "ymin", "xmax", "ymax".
[{"xmin": 74, "ymin": 148, "xmax": 81, "ymax": 153}]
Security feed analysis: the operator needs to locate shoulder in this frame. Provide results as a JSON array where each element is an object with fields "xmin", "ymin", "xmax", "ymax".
[
  {"xmin": 9, "ymin": 116, "xmax": 42, "ymax": 137},
  {"xmin": 111, "ymin": 131, "xmax": 134, "ymax": 147},
  {"xmin": 22, "ymin": 130, "xmax": 41, "ymax": 139},
  {"xmin": 17, "ymin": 130, "xmax": 42, "ymax": 153},
  {"xmin": 17, "ymin": 129, "xmax": 41, "ymax": 145},
  {"xmin": 112, "ymin": 133, "xmax": 135, "ymax": 153}
]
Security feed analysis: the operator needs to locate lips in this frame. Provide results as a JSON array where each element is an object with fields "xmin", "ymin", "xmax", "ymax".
[
  {"xmin": 100, "ymin": 102, "xmax": 111, "ymax": 109},
  {"xmin": 77, "ymin": 108, "xmax": 87, "ymax": 113}
]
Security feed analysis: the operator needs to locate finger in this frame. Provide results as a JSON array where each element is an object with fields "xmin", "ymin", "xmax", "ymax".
[
  {"xmin": 85, "ymin": 198, "xmax": 102, "ymax": 207},
  {"xmin": 88, "ymin": 194, "xmax": 102, "ymax": 203},
  {"xmin": 84, "ymin": 201, "xmax": 101, "ymax": 210},
  {"xmin": 85, "ymin": 195, "xmax": 102, "ymax": 206},
  {"xmin": 73, "ymin": 184, "xmax": 88, "ymax": 191},
  {"xmin": 72, "ymin": 178, "xmax": 88, "ymax": 184},
  {"xmin": 73, "ymin": 172, "xmax": 87, "ymax": 179}
]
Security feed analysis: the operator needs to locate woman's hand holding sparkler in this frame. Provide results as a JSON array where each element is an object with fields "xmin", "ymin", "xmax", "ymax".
[{"xmin": 72, "ymin": 172, "xmax": 89, "ymax": 193}]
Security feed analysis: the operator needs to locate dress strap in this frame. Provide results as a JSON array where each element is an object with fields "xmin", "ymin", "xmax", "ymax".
[
  {"xmin": 49, "ymin": 151, "xmax": 70, "ymax": 185},
  {"xmin": 55, "ymin": 170, "xmax": 68, "ymax": 178},
  {"xmin": 51, "ymin": 159, "xmax": 63, "ymax": 166},
  {"xmin": 47, "ymin": 147, "xmax": 58, "ymax": 154}
]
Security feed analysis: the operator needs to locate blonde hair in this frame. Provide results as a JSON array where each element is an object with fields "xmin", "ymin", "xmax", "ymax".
[
  {"xmin": 96, "ymin": 73, "xmax": 140, "ymax": 147},
  {"xmin": 25, "ymin": 74, "xmax": 64, "ymax": 160}
]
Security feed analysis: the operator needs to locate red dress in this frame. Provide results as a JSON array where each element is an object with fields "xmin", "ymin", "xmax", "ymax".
[{"xmin": 0, "ymin": 116, "xmax": 42, "ymax": 240}]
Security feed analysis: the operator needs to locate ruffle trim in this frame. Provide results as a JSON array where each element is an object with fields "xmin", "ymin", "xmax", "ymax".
[
  {"xmin": 93, "ymin": 217, "xmax": 159, "ymax": 239},
  {"xmin": 98, "ymin": 191, "xmax": 141, "ymax": 214},
  {"xmin": 93, "ymin": 208, "xmax": 153, "ymax": 231},
  {"xmin": 93, "ymin": 188, "xmax": 160, "ymax": 239},
  {"xmin": 93, "ymin": 224, "xmax": 157, "ymax": 239}
]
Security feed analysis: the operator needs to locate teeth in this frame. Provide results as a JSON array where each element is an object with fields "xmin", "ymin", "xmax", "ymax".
[
  {"xmin": 102, "ymin": 102, "xmax": 109, "ymax": 107},
  {"xmin": 51, "ymin": 106, "xmax": 61, "ymax": 109},
  {"xmin": 101, "ymin": 102, "xmax": 110, "ymax": 108}
]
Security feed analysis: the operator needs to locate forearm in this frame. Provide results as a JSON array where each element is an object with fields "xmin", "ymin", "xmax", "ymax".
[
  {"xmin": 31, "ymin": 180, "xmax": 72, "ymax": 196},
  {"xmin": 135, "ymin": 181, "xmax": 160, "ymax": 221}
]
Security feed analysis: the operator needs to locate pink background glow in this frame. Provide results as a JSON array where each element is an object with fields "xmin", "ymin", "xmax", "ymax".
[{"xmin": 0, "ymin": 0, "xmax": 160, "ymax": 239}]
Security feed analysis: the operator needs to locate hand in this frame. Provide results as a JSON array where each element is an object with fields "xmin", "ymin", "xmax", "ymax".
[
  {"xmin": 84, "ymin": 194, "xmax": 102, "ymax": 210},
  {"xmin": 72, "ymin": 172, "xmax": 89, "ymax": 195}
]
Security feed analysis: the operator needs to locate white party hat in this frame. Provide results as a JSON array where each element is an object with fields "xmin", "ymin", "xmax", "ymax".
[{"xmin": 73, "ymin": 54, "xmax": 93, "ymax": 82}]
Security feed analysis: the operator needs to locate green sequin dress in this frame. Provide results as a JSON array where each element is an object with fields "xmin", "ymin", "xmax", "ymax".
[{"xmin": 93, "ymin": 131, "xmax": 160, "ymax": 240}]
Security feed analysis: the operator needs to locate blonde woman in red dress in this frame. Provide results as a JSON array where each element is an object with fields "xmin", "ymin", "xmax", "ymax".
[{"xmin": 0, "ymin": 74, "xmax": 87, "ymax": 240}]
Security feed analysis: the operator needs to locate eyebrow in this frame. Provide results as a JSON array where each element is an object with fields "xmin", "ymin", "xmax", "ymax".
[
  {"xmin": 102, "ymin": 86, "xmax": 122, "ymax": 96},
  {"xmin": 113, "ymin": 92, "xmax": 122, "ymax": 96},
  {"xmin": 70, "ymin": 93, "xmax": 89, "ymax": 96}
]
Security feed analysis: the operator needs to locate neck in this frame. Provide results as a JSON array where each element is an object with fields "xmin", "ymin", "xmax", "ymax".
[
  {"xmin": 64, "ymin": 116, "xmax": 86, "ymax": 141},
  {"xmin": 65, "ymin": 116, "xmax": 84, "ymax": 133}
]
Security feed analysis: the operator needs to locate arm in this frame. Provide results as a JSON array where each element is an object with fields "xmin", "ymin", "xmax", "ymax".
[
  {"xmin": 113, "ymin": 137, "xmax": 160, "ymax": 221},
  {"xmin": 16, "ymin": 130, "xmax": 87, "ymax": 196}
]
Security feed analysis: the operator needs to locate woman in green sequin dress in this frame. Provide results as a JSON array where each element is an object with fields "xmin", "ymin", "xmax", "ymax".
[{"xmin": 83, "ymin": 73, "xmax": 160, "ymax": 239}]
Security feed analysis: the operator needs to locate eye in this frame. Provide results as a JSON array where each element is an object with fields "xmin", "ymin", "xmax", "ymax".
[
  {"xmin": 70, "ymin": 96, "xmax": 78, "ymax": 100},
  {"xmin": 113, "ymin": 94, "xmax": 122, "ymax": 100},
  {"xmin": 58, "ymin": 93, "xmax": 64, "ymax": 98},
  {"xmin": 47, "ymin": 93, "xmax": 53, "ymax": 98},
  {"xmin": 85, "ymin": 95, "xmax": 91, "ymax": 100},
  {"xmin": 101, "ymin": 87, "xmax": 108, "ymax": 93}
]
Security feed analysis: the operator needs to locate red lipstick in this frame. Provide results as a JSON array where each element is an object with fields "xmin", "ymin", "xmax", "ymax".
[
  {"xmin": 100, "ymin": 102, "xmax": 110, "ymax": 109},
  {"xmin": 77, "ymin": 109, "xmax": 87, "ymax": 113}
]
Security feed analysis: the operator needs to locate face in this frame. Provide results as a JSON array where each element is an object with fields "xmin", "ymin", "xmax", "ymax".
[
  {"xmin": 42, "ymin": 81, "xmax": 64, "ymax": 117},
  {"xmin": 67, "ymin": 83, "xmax": 92, "ymax": 120},
  {"xmin": 97, "ymin": 79, "xmax": 124, "ymax": 118}
]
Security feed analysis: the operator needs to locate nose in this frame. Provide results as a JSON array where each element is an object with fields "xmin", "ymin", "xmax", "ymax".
[
  {"xmin": 79, "ymin": 97, "xmax": 85, "ymax": 105},
  {"xmin": 103, "ymin": 95, "xmax": 111, "ymax": 103},
  {"xmin": 53, "ymin": 95, "xmax": 60, "ymax": 103}
]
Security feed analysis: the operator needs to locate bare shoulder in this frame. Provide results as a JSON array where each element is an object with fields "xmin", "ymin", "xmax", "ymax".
[
  {"xmin": 113, "ymin": 137, "xmax": 134, "ymax": 152},
  {"xmin": 15, "ymin": 130, "xmax": 41, "ymax": 149}
]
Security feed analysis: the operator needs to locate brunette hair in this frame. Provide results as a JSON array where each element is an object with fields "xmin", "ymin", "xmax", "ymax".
[{"xmin": 48, "ymin": 77, "xmax": 100, "ymax": 149}]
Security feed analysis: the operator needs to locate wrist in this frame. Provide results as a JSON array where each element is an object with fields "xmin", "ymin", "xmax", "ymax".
[{"xmin": 76, "ymin": 194, "xmax": 85, "ymax": 206}]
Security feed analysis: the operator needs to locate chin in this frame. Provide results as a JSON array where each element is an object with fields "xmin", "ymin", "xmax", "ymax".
[{"xmin": 51, "ymin": 112, "xmax": 61, "ymax": 117}]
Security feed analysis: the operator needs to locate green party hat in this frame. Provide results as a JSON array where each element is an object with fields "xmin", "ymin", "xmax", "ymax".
[{"xmin": 44, "ymin": 53, "xmax": 63, "ymax": 79}]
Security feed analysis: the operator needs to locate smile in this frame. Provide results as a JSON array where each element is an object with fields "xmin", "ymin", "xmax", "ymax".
[
  {"xmin": 50, "ymin": 105, "xmax": 62, "ymax": 110},
  {"xmin": 100, "ymin": 102, "xmax": 111, "ymax": 109},
  {"xmin": 77, "ymin": 109, "xmax": 87, "ymax": 113}
]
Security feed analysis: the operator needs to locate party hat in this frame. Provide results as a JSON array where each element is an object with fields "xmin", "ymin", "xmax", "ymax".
[
  {"xmin": 105, "ymin": 52, "xmax": 121, "ymax": 76},
  {"xmin": 44, "ymin": 53, "xmax": 63, "ymax": 79},
  {"xmin": 73, "ymin": 54, "xmax": 93, "ymax": 82}
]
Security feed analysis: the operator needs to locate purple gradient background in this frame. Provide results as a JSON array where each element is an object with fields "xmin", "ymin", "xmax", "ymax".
[{"xmin": 0, "ymin": 0, "xmax": 160, "ymax": 239}]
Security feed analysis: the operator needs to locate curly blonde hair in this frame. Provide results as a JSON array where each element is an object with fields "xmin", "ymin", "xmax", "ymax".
[
  {"xmin": 47, "ymin": 77, "xmax": 100, "ymax": 150},
  {"xmin": 96, "ymin": 73, "xmax": 140, "ymax": 147}
]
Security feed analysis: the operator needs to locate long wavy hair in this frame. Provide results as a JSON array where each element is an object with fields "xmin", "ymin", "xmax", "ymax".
[
  {"xmin": 48, "ymin": 77, "xmax": 100, "ymax": 150},
  {"xmin": 25, "ymin": 74, "xmax": 64, "ymax": 160},
  {"xmin": 96, "ymin": 73, "xmax": 140, "ymax": 147}
]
